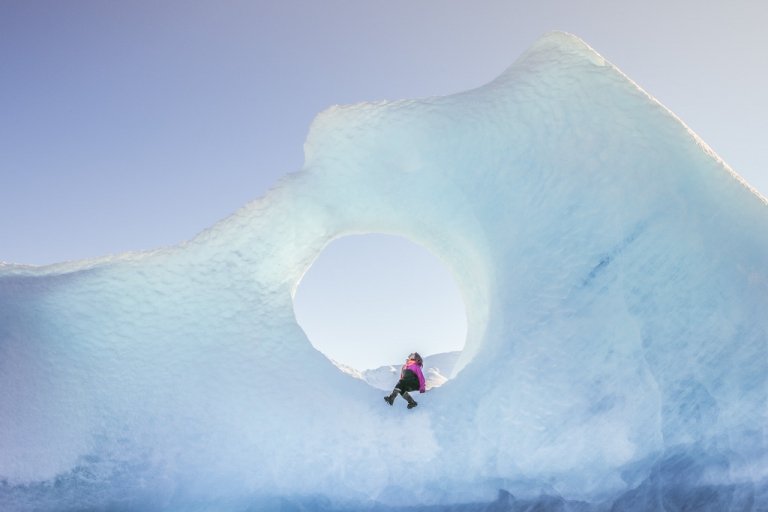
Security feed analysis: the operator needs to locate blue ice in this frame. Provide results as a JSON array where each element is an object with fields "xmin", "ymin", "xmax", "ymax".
[{"xmin": 1, "ymin": 32, "xmax": 767, "ymax": 511}]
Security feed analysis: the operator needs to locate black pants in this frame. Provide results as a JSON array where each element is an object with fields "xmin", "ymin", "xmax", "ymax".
[{"xmin": 396, "ymin": 370, "xmax": 419, "ymax": 394}]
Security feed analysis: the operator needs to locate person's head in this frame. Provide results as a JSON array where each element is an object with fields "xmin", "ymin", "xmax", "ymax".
[{"xmin": 407, "ymin": 352, "xmax": 423, "ymax": 367}]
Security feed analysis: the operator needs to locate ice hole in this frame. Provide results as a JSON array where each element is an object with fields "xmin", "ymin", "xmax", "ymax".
[{"xmin": 293, "ymin": 234, "xmax": 468, "ymax": 388}]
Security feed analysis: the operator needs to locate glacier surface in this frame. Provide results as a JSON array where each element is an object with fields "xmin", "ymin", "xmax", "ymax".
[{"xmin": 1, "ymin": 32, "xmax": 767, "ymax": 511}]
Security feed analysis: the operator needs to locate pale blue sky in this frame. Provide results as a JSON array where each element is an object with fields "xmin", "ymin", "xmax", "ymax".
[
  {"xmin": 2, "ymin": 1, "xmax": 766, "ymax": 265},
  {"xmin": 293, "ymin": 234, "xmax": 467, "ymax": 370},
  {"xmin": 2, "ymin": 1, "xmax": 766, "ymax": 368}
]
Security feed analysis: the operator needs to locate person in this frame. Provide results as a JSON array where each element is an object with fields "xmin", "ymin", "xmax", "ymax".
[{"xmin": 384, "ymin": 352, "xmax": 426, "ymax": 409}]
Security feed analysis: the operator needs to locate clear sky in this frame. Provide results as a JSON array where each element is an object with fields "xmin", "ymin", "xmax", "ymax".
[
  {"xmin": 2, "ymin": 1, "xmax": 766, "ymax": 368},
  {"xmin": 293, "ymin": 234, "xmax": 468, "ymax": 370}
]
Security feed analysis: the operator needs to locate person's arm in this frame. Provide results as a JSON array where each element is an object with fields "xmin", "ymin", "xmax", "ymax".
[{"xmin": 415, "ymin": 366, "xmax": 426, "ymax": 393}]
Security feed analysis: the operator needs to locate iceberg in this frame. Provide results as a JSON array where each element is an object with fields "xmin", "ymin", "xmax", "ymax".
[{"xmin": 1, "ymin": 32, "xmax": 766, "ymax": 511}]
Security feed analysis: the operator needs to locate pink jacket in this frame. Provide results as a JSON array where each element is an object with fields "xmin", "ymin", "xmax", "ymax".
[{"xmin": 403, "ymin": 362, "xmax": 426, "ymax": 393}]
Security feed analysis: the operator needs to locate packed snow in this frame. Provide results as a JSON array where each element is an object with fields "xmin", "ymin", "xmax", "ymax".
[
  {"xmin": 334, "ymin": 351, "xmax": 461, "ymax": 391},
  {"xmin": 1, "ymin": 32, "xmax": 767, "ymax": 511}
]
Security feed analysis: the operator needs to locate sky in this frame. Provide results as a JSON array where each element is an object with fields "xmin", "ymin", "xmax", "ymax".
[
  {"xmin": 2, "ymin": 1, "xmax": 766, "ymax": 368},
  {"xmin": 293, "ymin": 234, "xmax": 467, "ymax": 370}
]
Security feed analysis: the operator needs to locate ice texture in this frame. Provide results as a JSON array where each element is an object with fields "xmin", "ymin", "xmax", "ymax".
[{"xmin": 1, "ymin": 32, "xmax": 767, "ymax": 511}]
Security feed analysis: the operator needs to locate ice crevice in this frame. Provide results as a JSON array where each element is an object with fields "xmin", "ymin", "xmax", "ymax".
[{"xmin": 1, "ymin": 31, "xmax": 767, "ymax": 511}]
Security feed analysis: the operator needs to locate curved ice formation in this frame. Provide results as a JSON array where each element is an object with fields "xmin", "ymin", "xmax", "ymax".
[{"xmin": 1, "ymin": 32, "xmax": 767, "ymax": 511}]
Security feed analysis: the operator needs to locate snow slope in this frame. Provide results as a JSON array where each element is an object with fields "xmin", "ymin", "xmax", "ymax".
[
  {"xmin": 337, "ymin": 351, "xmax": 461, "ymax": 391},
  {"xmin": 1, "ymin": 32, "xmax": 766, "ymax": 511}
]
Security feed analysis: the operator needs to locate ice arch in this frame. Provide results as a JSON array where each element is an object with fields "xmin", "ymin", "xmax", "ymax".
[
  {"xmin": 1, "ymin": 32, "xmax": 767, "ymax": 511},
  {"xmin": 292, "ymin": 233, "xmax": 469, "ymax": 372}
]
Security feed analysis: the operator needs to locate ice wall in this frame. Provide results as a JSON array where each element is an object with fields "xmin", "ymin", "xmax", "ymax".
[{"xmin": 1, "ymin": 32, "xmax": 767, "ymax": 511}]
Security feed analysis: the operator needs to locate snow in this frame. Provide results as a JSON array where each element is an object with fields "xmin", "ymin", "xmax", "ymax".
[
  {"xmin": 337, "ymin": 351, "xmax": 461, "ymax": 391},
  {"xmin": 1, "ymin": 32, "xmax": 767, "ymax": 511}
]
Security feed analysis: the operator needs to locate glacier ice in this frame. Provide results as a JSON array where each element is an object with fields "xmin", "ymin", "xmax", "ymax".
[{"xmin": 1, "ymin": 32, "xmax": 767, "ymax": 511}]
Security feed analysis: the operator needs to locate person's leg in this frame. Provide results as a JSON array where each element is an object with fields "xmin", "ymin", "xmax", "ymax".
[
  {"xmin": 384, "ymin": 388, "xmax": 401, "ymax": 405},
  {"xmin": 402, "ymin": 391, "xmax": 418, "ymax": 409}
]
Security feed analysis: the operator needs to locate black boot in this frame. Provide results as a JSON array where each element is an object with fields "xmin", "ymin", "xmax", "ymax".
[
  {"xmin": 403, "ymin": 391, "xmax": 418, "ymax": 409},
  {"xmin": 384, "ymin": 388, "xmax": 400, "ymax": 406}
]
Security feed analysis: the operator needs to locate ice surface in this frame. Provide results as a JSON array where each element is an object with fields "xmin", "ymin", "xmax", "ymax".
[
  {"xmin": 336, "ymin": 351, "xmax": 461, "ymax": 391},
  {"xmin": 1, "ymin": 32, "xmax": 767, "ymax": 511}
]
